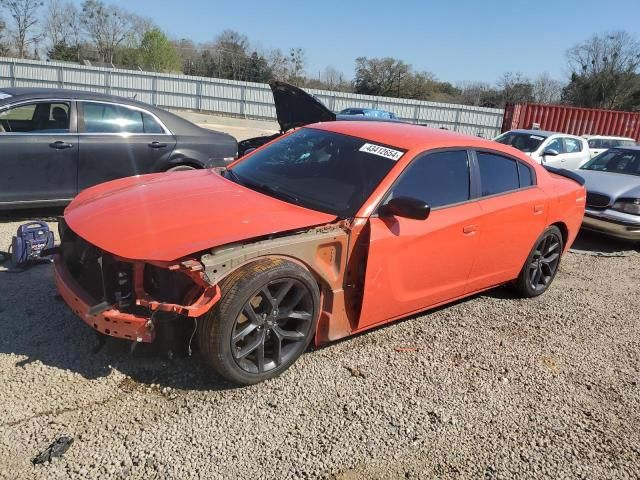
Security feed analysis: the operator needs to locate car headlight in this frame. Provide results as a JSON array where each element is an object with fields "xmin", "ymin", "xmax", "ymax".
[{"xmin": 611, "ymin": 198, "xmax": 640, "ymax": 215}]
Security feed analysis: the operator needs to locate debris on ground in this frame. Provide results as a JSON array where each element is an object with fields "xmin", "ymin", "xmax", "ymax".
[{"xmin": 32, "ymin": 436, "xmax": 74, "ymax": 464}]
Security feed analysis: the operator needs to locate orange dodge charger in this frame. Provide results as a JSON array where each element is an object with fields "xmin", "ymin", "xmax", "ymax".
[{"xmin": 54, "ymin": 122, "xmax": 586, "ymax": 385}]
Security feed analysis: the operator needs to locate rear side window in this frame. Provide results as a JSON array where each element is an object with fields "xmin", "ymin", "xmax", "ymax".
[
  {"xmin": 517, "ymin": 162, "xmax": 534, "ymax": 187},
  {"xmin": 477, "ymin": 152, "xmax": 519, "ymax": 196},
  {"xmin": 82, "ymin": 102, "xmax": 143, "ymax": 134},
  {"xmin": 142, "ymin": 112, "xmax": 164, "ymax": 134},
  {"xmin": 81, "ymin": 103, "xmax": 163, "ymax": 134},
  {"xmin": 386, "ymin": 150, "xmax": 470, "ymax": 208},
  {"xmin": 564, "ymin": 138, "xmax": 583, "ymax": 153}
]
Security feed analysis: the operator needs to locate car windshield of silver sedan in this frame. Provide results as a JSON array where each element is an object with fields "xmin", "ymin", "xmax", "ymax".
[
  {"xmin": 227, "ymin": 128, "xmax": 403, "ymax": 217},
  {"xmin": 581, "ymin": 149, "xmax": 640, "ymax": 176},
  {"xmin": 495, "ymin": 132, "xmax": 546, "ymax": 153}
]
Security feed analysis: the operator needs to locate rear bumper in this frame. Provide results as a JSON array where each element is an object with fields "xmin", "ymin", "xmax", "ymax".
[
  {"xmin": 582, "ymin": 212, "xmax": 640, "ymax": 241},
  {"xmin": 54, "ymin": 254, "xmax": 155, "ymax": 343}
]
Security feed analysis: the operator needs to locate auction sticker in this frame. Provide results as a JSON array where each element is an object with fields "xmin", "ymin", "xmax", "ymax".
[{"xmin": 359, "ymin": 143, "xmax": 404, "ymax": 161}]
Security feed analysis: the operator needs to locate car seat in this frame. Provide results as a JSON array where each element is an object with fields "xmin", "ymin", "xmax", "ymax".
[{"xmin": 51, "ymin": 107, "xmax": 69, "ymax": 130}]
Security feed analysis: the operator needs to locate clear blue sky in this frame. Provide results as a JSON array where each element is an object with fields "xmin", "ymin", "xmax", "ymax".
[{"xmin": 93, "ymin": 0, "xmax": 640, "ymax": 84}]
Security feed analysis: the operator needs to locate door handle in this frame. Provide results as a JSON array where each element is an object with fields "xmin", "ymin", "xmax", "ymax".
[
  {"xmin": 462, "ymin": 224, "xmax": 477, "ymax": 234},
  {"xmin": 49, "ymin": 141, "xmax": 73, "ymax": 149},
  {"xmin": 533, "ymin": 204, "xmax": 545, "ymax": 214},
  {"xmin": 148, "ymin": 141, "xmax": 168, "ymax": 149}
]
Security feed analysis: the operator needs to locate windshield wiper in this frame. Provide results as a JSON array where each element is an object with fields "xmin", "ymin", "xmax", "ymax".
[
  {"xmin": 241, "ymin": 179, "xmax": 302, "ymax": 206},
  {"xmin": 223, "ymin": 168, "xmax": 243, "ymax": 185}
]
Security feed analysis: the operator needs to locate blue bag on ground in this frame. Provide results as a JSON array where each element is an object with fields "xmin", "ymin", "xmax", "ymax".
[{"xmin": 10, "ymin": 222, "xmax": 55, "ymax": 267}]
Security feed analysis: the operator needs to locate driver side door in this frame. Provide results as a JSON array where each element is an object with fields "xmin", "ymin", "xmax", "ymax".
[
  {"xmin": 357, "ymin": 150, "xmax": 481, "ymax": 330},
  {"xmin": 0, "ymin": 100, "xmax": 78, "ymax": 206}
]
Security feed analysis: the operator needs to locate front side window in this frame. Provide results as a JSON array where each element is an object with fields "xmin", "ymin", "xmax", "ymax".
[
  {"xmin": 544, "ymin": 138, "xmax": 565, "ymax": 153},
  {"xmin": 229, "ymin": 128, "xmax": 400, "ymax": 217},
  {"xmin": 581, "ymin": 149, "xmax": 640, "ymax": 176},
  {"xmin": 0, "ymin": 102, "xmax": 70, "ymax": 133},
  {"xmin": 81, "ymin": 102, "xmax": 162, "ymax": 134},
  {"xmin": 384, "ymin": 150, "xmax": 470, "ymax": 209},
  {"xmin": 477, "ymin": 152, "xmax": 519, "ymax": 196}
]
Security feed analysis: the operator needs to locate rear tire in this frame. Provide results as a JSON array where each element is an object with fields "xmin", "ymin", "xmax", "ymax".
[
  {"xmin": 197, "ymin": 258, "xmax": 320, "ymax": 385},
  {"xmin": 513, "ymin": 226, "xmax": 563, "ymax": 298}
]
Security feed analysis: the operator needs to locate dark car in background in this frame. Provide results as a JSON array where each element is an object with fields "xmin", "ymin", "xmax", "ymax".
[
  {"xmin": 338, "ymin": 107, "xmax": 398, "ymax": 119},
  {"xmin": 0, "ymin": 88, "xmax": 237, "ymax": 209},
  {"xmin": 238, "ymin": 81, "xmax": 406, "ymax": 156}
]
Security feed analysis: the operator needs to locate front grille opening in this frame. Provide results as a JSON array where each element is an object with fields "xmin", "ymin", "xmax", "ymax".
[
  {"xmin": 586, "ymin": 192, "xmax": 611, "ymax": 209},
  {"xmin": 144, "ymin": 264, "xmax": 200, "ymax": 305},
  {"xmin": 60, "ymin": 223, "xmax": 134, "ymax": 307}
]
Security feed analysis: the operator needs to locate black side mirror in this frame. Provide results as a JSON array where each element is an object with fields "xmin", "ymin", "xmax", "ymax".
[
  {"xmin": 542, "ymin": 148, "xmax": 559, "ymax": 157},
  {"xmin": 379, "ymin": 197, "xmax": 430, "ymax": 220}
]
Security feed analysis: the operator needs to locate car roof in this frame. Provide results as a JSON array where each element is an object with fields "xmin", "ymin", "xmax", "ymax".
[
  {"xmin": 606, "ymin": 145, "xmax": 640, "ymax": 151},
  {"xmin": 583, "ymin": 134, "xmax": 635, "ymax": 140},
  {"xmin": 308, "ymin": 121, "xmax": 518, "ymax": 153},
  {"xmin": 507, "ymin": 129, "xmax": 556, "ymax": 137}
]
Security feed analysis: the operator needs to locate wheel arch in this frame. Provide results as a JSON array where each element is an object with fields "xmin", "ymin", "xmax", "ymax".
[
  {"xmin": 204, "ymin": 252, "xmax": 350, "ymax": 346},
  {"xmin": 550, "ymin": 221, "xmax": 569, "ymax": 249}
]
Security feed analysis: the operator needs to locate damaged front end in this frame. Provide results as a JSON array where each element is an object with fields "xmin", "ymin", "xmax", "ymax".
[{"xmin": 54, "ymin": 220, "xmax": 219, "ymax": 343}]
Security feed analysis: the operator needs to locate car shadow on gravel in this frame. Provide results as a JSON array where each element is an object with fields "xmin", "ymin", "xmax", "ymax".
[
  {"xmin": 0, "ymin": 258, "xmax": 237, "ymax": 392},
  {"xmin": 570, "ymin": 230, "xmax": 639, "ymax": 255},
  {"xmin": 0, "ymin": 207, "xmax": 64, "ymax": 223}
]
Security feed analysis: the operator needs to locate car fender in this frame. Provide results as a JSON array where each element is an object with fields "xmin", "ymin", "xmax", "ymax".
[
  {"xmin": 199, "ymin": 224, "xmax": 353, "ymax": 345},
  {"xmin": 167, "ymin": 148, "xmax": 208, "ymax": 169}
]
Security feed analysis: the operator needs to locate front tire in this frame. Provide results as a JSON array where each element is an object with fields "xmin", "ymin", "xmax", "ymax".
[
  {"xmin": 198, "ymin": 258, "xmax": 320, "ymax": 385},
  {"xmin": 167, "ymin": 164, "xmax": 196, "ymax": 172},
  {"xmin": 513, "ymin": 226, "xmax": 563, "ymax": 298}
]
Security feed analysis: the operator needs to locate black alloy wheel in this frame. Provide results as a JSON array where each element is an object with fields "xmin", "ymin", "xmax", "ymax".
[
  {"xmin": 198, "ymin": 258, "xmax": 320, "ymax": 385},
  {"xmin": 513, "ymin": 225, "xmax": 564, "ymax": 298},
  {"xmin": 528, "ymin": 232, "xmax": 561, "ymax": 291},
  {"xmin": 231, "ymin": 278, "xmax": 314, "ymax": 374}
]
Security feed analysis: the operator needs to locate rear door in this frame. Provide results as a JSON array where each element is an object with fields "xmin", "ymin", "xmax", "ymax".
[
  {"xmin": 0, "ymin": 100, "xmax": 78, "ymax": 205},
  {"xmin": 358, "ymin": 150, "xmax": 481, "ymax": 330},
  {"xmin": 562, "ymin": 137, "xmax": 589, "ymax": 169},
  {"xmin": 77, "ymin": 101, "xmax": 176, "ymax": 191},
  {"xmin": 465, "ymin": 151, "xmax": 547, "ymax": 292}
]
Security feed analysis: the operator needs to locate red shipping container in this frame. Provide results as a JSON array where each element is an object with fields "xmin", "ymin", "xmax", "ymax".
[{"xmin": 501, "ymin": 103, "xmax": 640, "ymax": 141}]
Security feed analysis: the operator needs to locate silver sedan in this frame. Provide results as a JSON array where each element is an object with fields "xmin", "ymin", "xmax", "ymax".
[{"xmin": 579, "ymin": 146, "xmax": 640, "ymax": 241}]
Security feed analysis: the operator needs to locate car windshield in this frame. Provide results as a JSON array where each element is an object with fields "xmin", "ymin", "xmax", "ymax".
[
  {"xmin": 580, "ymin": 149, "xmax": 640, "ymax": 176},
  {"xmin": 494, "ymin": 132, "xmax": 546, "ymax": 153},
  {"xmin": 228, "ymin": 128, "xmax": 402, "ymax": 217}
]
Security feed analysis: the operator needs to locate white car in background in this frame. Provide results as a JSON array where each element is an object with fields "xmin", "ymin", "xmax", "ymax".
[
  {"xmin": 494, "ymin": 129, "xmax": 590, "ymax": 169},
  {"xmin": 583, "ymin": 135, "xmax": 636, "ymax": 158}
]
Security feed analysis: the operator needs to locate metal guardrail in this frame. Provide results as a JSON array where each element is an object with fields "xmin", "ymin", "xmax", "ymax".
[{"xmin": 0, "ymin": 57, "xmax": 504, "ymax": 137}]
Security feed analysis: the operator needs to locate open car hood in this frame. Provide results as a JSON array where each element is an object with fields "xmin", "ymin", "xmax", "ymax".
[
  {"xmin": 64, "ymin": 170, "xmax": 336, "ymax": 262},
  {"xmin": 270, "ymin": 81, "xmax": 336, "ymax": 132}
]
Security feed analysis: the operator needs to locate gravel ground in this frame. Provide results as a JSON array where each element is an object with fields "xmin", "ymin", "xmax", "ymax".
[{"xmin": 0, "ymin": 211, "xmax": 639, "ymax": 479}]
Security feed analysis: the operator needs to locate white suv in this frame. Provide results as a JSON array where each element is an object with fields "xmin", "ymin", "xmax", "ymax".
[
  {"xmin": 494, "ymin": 130, "xmax": 591, "ymax": 169},
  {"xmin": 583, "ymin": 135, "xmax": 636, "ymax": 158}
]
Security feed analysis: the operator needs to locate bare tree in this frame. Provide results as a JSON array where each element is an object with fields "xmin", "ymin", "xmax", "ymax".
[
  {"xmin": 43, "ymin": 0, "xmax": 79, "ymax": 48},
  {"xmin": 81, "ymin": 0, "xmax": 135, "ymax": 64},
  {"xmin": 564, "ymin": 31, "xmax": 640, "ymax": 109},
  {"xmin": 532, "ymin": 73, "xmax": 564, "ymax": 104},
  {"xmin": 321, "ymin": 66, "xmax": 345, "ymax": 91},
  {"xmin": 287, "ymin": 47, "xmax": 305, "ymax": 84},
  {"xmin": 267, "ymin": 48, "xmax": 288, "ymax": 80},
  {"xmin": 1, "ymin": 0, "xmax": 43, "ymax": 58}
]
